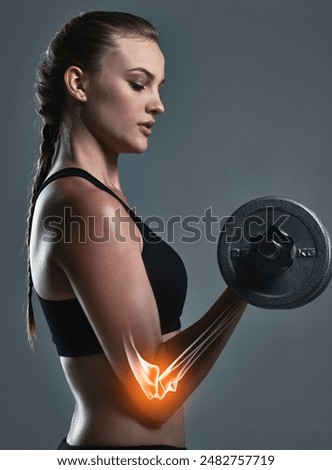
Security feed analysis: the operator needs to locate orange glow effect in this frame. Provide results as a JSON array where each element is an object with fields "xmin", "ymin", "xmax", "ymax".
[{"xmin": 125, "ymin": 302, "xmax": 238, "ymax": 400}]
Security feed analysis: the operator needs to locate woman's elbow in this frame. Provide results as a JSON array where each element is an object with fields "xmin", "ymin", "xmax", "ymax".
[{"xmin": 123, "ymin": 377, "xmax": 184, "ymax": 426}]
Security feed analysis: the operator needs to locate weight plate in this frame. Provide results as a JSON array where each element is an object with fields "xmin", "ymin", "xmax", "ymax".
[{"xmin": 217, "ymin": 197, "xmax": 332, "ymax": 309}]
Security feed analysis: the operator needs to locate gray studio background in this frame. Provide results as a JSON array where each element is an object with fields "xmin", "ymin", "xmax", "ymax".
[{"xmin": 1, "ymin": 0, "xmax": 331, "ymax": 449}]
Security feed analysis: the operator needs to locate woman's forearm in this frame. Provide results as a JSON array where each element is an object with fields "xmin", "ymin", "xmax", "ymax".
[{"xmin": 125, "ymin": 288, "xmax": 247, "ymax": 423}]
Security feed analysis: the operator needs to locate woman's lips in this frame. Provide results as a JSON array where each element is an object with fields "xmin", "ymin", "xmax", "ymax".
[{"xmin": 138, "ymin": 120, "xmax": 155, "ymax": 136}]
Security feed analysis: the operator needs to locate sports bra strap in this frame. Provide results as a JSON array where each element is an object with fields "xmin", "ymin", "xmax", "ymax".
[{"xmin": 37, "ymin": 167, "xmax": 137, "ymax": 217}]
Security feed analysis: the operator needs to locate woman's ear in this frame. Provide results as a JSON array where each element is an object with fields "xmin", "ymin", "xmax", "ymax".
[{"xmin": 64, "ymin": 66, "xmax": 89, "ymax": 102}]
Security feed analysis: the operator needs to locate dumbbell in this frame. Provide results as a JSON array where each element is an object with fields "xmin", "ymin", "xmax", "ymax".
[{"xmin": 217, "ymin": 197, "xmax": 332, "ymax": 308}]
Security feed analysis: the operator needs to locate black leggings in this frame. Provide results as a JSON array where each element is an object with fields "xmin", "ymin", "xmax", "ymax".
[{"xmin": 57, "ymin": 438, "xmax": 186, "ymax": 450}]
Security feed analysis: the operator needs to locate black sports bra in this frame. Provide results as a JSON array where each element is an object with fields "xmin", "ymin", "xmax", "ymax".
[{"xmin": 35, "ymin": 167, "xmax": 187, "ymax": 357}]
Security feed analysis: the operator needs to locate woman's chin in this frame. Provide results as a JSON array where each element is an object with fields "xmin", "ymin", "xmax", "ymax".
[{"xmin": 131, "ymin": 141, "xmax": 149, "ymax": 155}]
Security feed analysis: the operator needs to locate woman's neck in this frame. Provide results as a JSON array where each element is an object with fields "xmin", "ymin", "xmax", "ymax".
[{"xmin": 51, "ymin": 127, "xmax": 122, "ymax": 192}]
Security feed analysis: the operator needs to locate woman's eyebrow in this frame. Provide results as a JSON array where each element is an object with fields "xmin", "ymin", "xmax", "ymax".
[{"xmin": 127, "ymin": 67, "xmax": 165, "ymax": 85}]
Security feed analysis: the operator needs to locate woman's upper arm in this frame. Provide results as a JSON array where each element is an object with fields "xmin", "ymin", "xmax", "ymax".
[{"xmin": 53, "ymin": 188, "xmax": 163, "ymax": 388}]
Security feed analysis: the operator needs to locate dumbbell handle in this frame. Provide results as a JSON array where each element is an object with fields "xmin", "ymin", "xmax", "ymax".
[
  {"xmin": 258, "ymin": 239, "xmax": 284, "ymax": 260},
  {"xmin": 249, "ymin": 225, "xmax": 294, "ymax": 277}
]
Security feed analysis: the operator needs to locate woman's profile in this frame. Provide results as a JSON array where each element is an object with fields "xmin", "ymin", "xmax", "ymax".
[{"xmin": 26, "ymin": 11, "xmax": 246, "ymax": 450}]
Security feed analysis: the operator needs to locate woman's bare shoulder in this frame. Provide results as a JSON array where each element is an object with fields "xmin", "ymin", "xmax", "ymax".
[{"xmin": 34, "ymin": 173, "xmax": 118, "ymax": 215}]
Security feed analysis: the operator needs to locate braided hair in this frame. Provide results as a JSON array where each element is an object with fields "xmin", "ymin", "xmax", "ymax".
[{"xmin": 26, "ymin": 11, "xmax": 159, "ymax": 347}]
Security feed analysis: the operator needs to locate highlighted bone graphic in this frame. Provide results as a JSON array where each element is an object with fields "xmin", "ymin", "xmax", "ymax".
[{"xmin": 125, "ymin": 299, "xmax": 240, "ymax": 400}]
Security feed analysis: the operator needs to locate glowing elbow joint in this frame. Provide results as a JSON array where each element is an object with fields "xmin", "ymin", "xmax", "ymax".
[
  {"xmin": 125, "ymin": 299, "xmax": 241, "ymax": 400},
  {"xmin": 126, "ymin": 339, "xmax": 178, "ymax": 400}
]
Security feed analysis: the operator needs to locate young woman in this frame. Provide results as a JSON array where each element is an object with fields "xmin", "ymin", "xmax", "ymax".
[{"xmin": 27, "ymin": 11, "xmax": 247, "ymax": 450}]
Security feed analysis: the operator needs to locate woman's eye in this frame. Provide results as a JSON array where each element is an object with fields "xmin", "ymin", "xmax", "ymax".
[{"xmin": 129, "ymin": 81, "xmax": 146, "ymax": 91}]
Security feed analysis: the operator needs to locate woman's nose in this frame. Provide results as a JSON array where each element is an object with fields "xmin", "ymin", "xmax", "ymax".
[{"xmin": 147, "ymin": 92, "xmax": 165, "ymax": 115}]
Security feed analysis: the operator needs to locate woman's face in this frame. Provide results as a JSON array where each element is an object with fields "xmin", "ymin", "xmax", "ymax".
[{"xmin": 82, "ymin": 36, "xmax": 165, "ymax": 155}]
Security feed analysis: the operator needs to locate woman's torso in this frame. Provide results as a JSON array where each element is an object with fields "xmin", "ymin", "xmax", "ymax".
[{"xmin": 29, "ymin": 167, "xmax": 186, "ymax": 447}]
